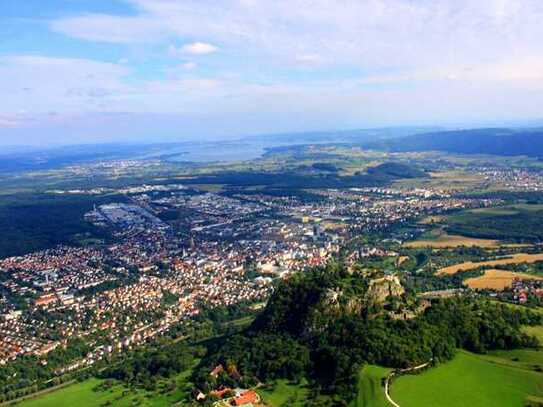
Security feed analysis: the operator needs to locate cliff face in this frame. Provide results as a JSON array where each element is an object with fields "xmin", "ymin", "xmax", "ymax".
[
  {"xmin": 366, "ymin": 275, "xmax": 405, "ymax": 304},
  {"xmin": 303, "ymin": 275, "xmax": 405, "ymax": 336}
]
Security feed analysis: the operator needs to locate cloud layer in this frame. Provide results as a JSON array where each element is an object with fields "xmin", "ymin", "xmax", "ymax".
[{"xmin": 2, "ymin": 0, "xmax": 543, "ymax": 143}]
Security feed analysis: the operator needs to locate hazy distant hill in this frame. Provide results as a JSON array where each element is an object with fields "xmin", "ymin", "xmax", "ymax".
[
  {"xmin": 364, "ymin": 128, "xmax": 543, "ymax": 157},
  {"xmin": 249, "ymin": 126, "xmax": 442, "ymax": 145},
  {"xmin": 0, "ymin": 127, "xmax": 440, "ymax": 173}
]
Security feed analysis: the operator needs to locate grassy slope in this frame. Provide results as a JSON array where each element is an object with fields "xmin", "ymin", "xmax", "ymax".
[
  {"xmin": 351, "ymin": 365, "xmax": 392, "ymax": 407},
  {"xmin": 391, "ymin": 351, "xmax": 543, "ymax": 407},
  {"xmin": 19, "ymin": 379, "xmax": 139, "ymax": 407},
  {"xmin": 259, "ymin": 379, "xmax": 310, "ymax": 406},
  {"xmin": 523, "ymin": 326, "xmax": 543, "ymax": 344},
  {"xmin": 20, "ymin": 361, "xmax": 198, "ymax": 407}
]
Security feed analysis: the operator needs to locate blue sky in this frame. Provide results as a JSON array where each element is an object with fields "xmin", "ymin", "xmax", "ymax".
[{"xmin": 1, "ymin": 0, "xmax": 543, "ymax": 145}]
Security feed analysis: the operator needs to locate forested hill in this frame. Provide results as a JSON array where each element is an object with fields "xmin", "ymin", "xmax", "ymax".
[
  {"xmin": 193, "ymin": 264, "xmax": 542, "ymax": 404},
  {"xmin": 367, "ymin": 162, "xmax": 426, "ymax": 178},
  {"xmin": 364, "ymin": 128, "xmax": 543, "ymax": 157}
]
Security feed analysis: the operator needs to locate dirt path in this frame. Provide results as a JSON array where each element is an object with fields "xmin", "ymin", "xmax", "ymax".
[{"xmin": 385, "ymin": 361, "xmax": 432, "ymax": 407}]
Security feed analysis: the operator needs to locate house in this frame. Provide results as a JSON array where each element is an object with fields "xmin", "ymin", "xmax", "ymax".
[
  {"xmin": 35, "ymin": 293, "xmax": 58, "ymax": 307},
  {"xmin": 192, "ymin": 388, "xmax": 206, "ymax": 401},
  {"xmin": 232, "ymin": 390, "xmax": 260, "ymax": 406},
  {"xmin": 210, "ymin": 387, "xmax": 232, "ymax": 399},
  {"xmin": 210, "ymin": 364, "xmax": 225, "ymax": 378}
]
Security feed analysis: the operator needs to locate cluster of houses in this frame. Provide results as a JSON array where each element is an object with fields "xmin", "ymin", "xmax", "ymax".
[
  {"xmin": 478, "ymin": 168, "xmax": 543, "ymax": 192},
  {"xmin": 0, "ymin": 184, "xmax": 498, "ymax": 370},
  {"xmin": 510, "ymin": 278, "xmax": 543, "ymax": 304}
]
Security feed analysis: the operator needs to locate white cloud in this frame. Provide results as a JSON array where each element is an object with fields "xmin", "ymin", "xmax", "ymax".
[
  {"xmin": 0, "ymin": 56, "xmax": 131, "ymax": 115},
  {"xmin": 8, "ymin": 0, "xmax": 543, "ymax": 138},
  {"xmin": 0, "ymin": 55, "xmax": 226, "ymax": 119},
  {"xmin": 50, "ymin": 13, "xmax": 168, "ymax": 43},
  {"xmin": 49, "ymin": 0, "xmax": 543, "ymax": 71},
  {"xmin": 168, "ymin": 43, "xmax": 218, "ymax": 58},
  {"xmin": 296, "ymin": 54, "xmax": 322, "ymax": 64},
  {"xmin": 358, "ymin": 57, "xmax": 543, "ymax": 85},
  {"xmin": 181, "ymin": 42, "xmax": 218, "ymax": 55}
]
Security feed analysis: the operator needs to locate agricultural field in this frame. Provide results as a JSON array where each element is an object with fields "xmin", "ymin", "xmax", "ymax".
[
  {"xmin": 404, "ymin": 229, "xmax": 499, "ymax": 248},
  {"xmin": 391, "ymin": 351, "xmax": 543, "ymax": 407},
  {"xmin": 417, "ymin": 215, "xmax": 446, "ymax": 225},
  {"xmin": 438, "ymin": 253, "xmax": 543, "ymax": 275},
  {"xmin": 392, "ymin": 169, "xmax": 486, "ymax": 192},
  {"xmin": 351, "ymin": 365, "xmax": 392, "ymax": 407},
  {"xmin": 464, "ymin": 269, "xmax": 543, "ymax": 291}
]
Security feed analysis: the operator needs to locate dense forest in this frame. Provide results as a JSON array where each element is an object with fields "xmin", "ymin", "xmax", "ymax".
[
  {"xmin": 0, "ymin": 193, "xmax": 125, "ymax": 258},
  {"xmin": 366, "ymin": 162, "xmax": 426, "ymax": 178},
  {"xmin": 193, "ymin": 263, "xmax": 542, "ymax": 404},
  {"xmin": 446, "ymin": 208, "xmax": 543, "ymax": 242},
  {"xmin": 179, "ymin": 163, "xmax": 426, "ymax": 190}
]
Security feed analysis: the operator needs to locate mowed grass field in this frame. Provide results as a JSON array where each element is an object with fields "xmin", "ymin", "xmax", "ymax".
[
  {"xmin": 464, "ymin": 269, "xmax": 543, "ymax": 291},
  {"xmin": 391, "ymin": 351, "xmax": 543, "ymax": 407},
  {"xmin": 350, "ymin": 365, "xmax": 392, "ymax": 407},
  {"xmin": 438, "ymin": 253, "xmax": 543, "ymax": 275}
]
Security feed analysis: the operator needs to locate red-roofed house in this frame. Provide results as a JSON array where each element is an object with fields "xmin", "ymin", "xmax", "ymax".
[{"xmin": 232, "ymin": 390, "xmax": 260, "ymax": 406}]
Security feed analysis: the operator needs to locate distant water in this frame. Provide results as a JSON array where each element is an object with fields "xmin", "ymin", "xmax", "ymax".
[
  {"xmin": 168, "ymin": 141, "xmax": 266, "ymax": 162},
  {"xmin": 163, "ymin": 139, "xmax": 304, "ymax": 163}
]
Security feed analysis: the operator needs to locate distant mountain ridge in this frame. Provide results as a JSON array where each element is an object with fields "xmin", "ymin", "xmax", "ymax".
[{"xmin": 364, "ymin": 128, "xmax": 543, "ymax": 157}]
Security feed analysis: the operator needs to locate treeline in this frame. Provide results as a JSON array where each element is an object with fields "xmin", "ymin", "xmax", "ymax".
[
  {"xmin": 194, "ymin": 263, "xmax": 542, "ymax": 404},
  {"xmin": 101, "ymin": 341, "xmax": 200, "ymax": 391}
]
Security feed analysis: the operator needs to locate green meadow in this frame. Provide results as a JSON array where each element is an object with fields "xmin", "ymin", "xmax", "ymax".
[
  {"xmin": 259, "ymin": 379, "xmax": 310, "ymax": 406},
  {"xmin": 391, "ymin": 351, "xmax": 543, "ymax": 407},
  {"xmin": 18, "ymin": 349, "xmax": 543, "ymax": 407},
  {"xmin": 351, "ymin": 365, "xmax": 392, "ymax": 407},
  {"xmin": 20, "ymin": 361, "xmax": 198, "ymax": 407}
]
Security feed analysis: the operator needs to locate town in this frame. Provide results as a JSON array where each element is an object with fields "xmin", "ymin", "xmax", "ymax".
[{"xmin": 0, "ymin": 181, "xmax": 498, "ymax": 368}]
